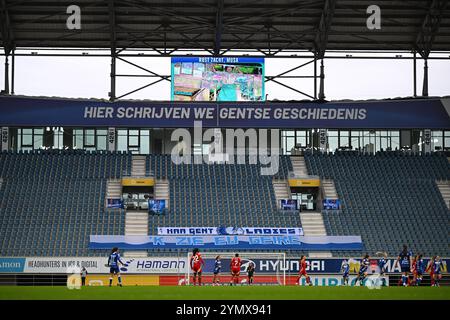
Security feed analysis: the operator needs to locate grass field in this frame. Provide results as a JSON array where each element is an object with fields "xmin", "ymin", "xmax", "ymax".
[{"xmin": 0, "ymin": 286, "xmax": 449, "ymax": 300}]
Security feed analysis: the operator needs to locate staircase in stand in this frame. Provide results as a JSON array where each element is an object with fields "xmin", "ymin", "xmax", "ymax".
[
  {"xmin": 105, "ymin": 179, "xmax": 122, "ymax": 207},
  {"xmin": 322, "ymin": 179, "xmax": 338, "ymax": 199},
  {"xmin": 123, "ymin": 155, "xmax": 149, "ymax": 258},
  {"xmin": 272, "ymin": 179, "xmax": 290, "ymax": 208},
  {"xmin": 299, "ymin": 212, "xmax": 332, "ymax": 258},
  {"xmin": 123, "ymin": 211, "xmax": 148, "ymax": 258},
  {"xmin": 131, "ymin": 155, "xmax": 146, "ymax": 176},
  {"xmin": 290, "ymin": 156, "xmax": 308, "ymax": 176},
  {"xmin": 436, "ymin": 180, "xmax": 450, "ymax": 209},
  {"xmin": 154, "ymin": 179, "xmax": 170, "ymax": 208}
]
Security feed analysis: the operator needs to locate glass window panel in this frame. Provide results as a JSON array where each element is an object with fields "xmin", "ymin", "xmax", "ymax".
[
  {"xmin": 391, "ymin": 136, "xmax": 400, "ymax": 150},
  {"xmin": 97, "ymin": 129, "xmax": 107, "ymax": 135},
  {"xmin": 328, "ymin": 130, "xmax": 338, "ymax": 137},
  {"xmin": 286, "ymin": 137, "xmax": 295, "ymax": 153},
  {"xmin": 53, "ymin": 133, "xmax": 63, "ymax": 149},
  {"xmin": 445, "ymin": 137, "xmax": 450, "ymax": 149},
  {"xmin": 23, "ymin": 129, "xmax": 32, "ymax": 135},
  {"xmin": 118, "ymin": 135, "xmax": 127, "ymax": 151},
  {"xmin": 74, "ymin": 135, "xmax": 83, "ymax": 149},
  {"xmin": 129, "ymin": 136, "xmax": 139, "ymax": 146},
  {"xmin": 85, "ymin": 134, "xmax": 95, "ymax": 147},
  {"xmin": 328, "ymin": 136, "xmax": 338, "ymax": 152},
  {"xmin": 33, "ymin": 135, "xmax": 43, "ymax": 148},
  {"xmin": 97, "ymin": 135, "xmax": 107, "ymax": 150},
  {"xmin": 129, "ymin": 130, "xmax": 139, "ymax": 136},
  {"xmin": 22, "ymin": 134, "xmax": 32, "ymax": 146},
  {"xmin": 141, "ymin": 135, "xmax": 150, "ymax": 154},
  {"xmin": 296, "ymin": 136, "xmax": 306, "ymax": 147},
  {"xmin": 339, "ymin": 136, "xmax": 350, "ymax": 147},
  {"xmin": 34, "ymin": 128, "xmax": 44, "ymax": 134}
]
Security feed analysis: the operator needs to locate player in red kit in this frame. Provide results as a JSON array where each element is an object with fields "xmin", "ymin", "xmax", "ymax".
[
  {"xmin": 190, "ymin": 248, "xmax": 205, "ymax": 286},
  {"xmin": 426, "ymin": 256, "xmax": 436, "ymax": 286},
  {"xmin": 230, "ymin": 253, "xmax": 242, "ymax": 286},
  {"xmin": 297, "ymin": 255, "xmax": 312, "ymax": 286}
]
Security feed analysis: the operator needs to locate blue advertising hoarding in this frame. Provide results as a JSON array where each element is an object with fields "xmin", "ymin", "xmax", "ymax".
[
  {"xmin": 195, "ymin": 257, "xmax": 448, "ymax": 274},
  {"xmin": 0, "ymin": 258, "xmax": 26, "ymax": 273},
  {"xmin": 0, "ymin": 96, "xmax": 449, "ymax": 129}
]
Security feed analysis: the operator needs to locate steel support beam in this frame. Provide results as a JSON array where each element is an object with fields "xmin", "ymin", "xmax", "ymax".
[
  {"xmin": 415, "ymin": 0, "xmax": 447, "ymax": 98},
  {"xmin": 0, "ymin": 0, "xmax": 14, "ymax": 94},
  {"xmin": 109, "ymin": 0, "xmax": 117, "ymax": 102},
  {"xmin": 314, "ymin": 0, "xmax": 336, "ymax": 59},
  {"xmin": 214, "ymin": 0, "xmax": 224, "ymax": 56},
  {"xmin": 415, "ymin": 0, "xmax": 448, "ymax": 59}
]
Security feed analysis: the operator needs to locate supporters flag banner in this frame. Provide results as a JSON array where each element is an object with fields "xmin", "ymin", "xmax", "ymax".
[
  {"xmin": 149, "ymin": 199, "xmax": 166, "ymax": 215},
  {"xmin": 89, "ymin": 235, "xmax": 363, "ymax": 250},
  {"xmin": 106, "ymin": 198, "xmax": 124, "ymax": 209},
  {"xmin": 0, "ymin": 96, "xmax": 449, "ymax": 128},
  {"xmin": 323, "ymin": 199, "xmax": 340, "ymax": 210},
  {"xmin": 157, "ymin": 227, "xmax": 304, "ymax": 236}
]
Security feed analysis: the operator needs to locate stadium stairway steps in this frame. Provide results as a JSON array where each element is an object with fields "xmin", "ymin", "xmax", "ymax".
[
  {"xmin": 436, "ymin": 180, "xmax": 450, "ymax": 209},
  {"xmin": 105, "ymin": 179, "xmax": 122, "ymax": 206},
  {"xmin": 124, "ymin": 210, "xmax": 148, "ymax": 258},
  {"xmin": 290, "ymin": 156, "xmax": 308, "ymax": 176},
  {"xmin": 131, "ymin": 155, "xmax": 146, "ymax": 176},
  {"xmin": 154, "ymin": 179, "xmax": 170, "ymax": 208},
  {"xmin": 272, "ymin": 179, "xmax": 290, "ymax": 208},
  {"xmin": 299, "ymin": 212, "xmax": 332, "ymax": 258},
  {"xmin": 322, "ymin": 179, "xmax": 338, "ymax": 199}
]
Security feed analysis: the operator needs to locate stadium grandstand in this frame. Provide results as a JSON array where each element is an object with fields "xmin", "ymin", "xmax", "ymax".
[{"xmin": 0, "ymin": 0, "xmax": 449, "ymax": 288}]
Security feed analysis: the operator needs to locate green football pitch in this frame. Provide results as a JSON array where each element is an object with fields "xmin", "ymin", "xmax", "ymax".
[{"xmin": 0, "ymin": 286, "xmax": 449, "ymax": 300}]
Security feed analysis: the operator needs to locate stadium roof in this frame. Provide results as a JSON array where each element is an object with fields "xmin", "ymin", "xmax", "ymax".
[{"xmin": 1, "ymin": 0, "xmax": 450, "ymax": 57}]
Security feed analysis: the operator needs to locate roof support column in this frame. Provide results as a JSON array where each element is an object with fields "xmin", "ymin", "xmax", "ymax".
[
  {"xmin": 110, "ymin": 50, "xmax": 116, "ymax": 102},
  {"xmin": 11, "ymin": 47, "xmax": 14, "ymax": 94},
  {"xmin": 3, "ymin": 54, "xmax": 9, "ymax": 94},
  {"xmin": 318, "ymin": 59, "xmax": 325, "ymax": 100},
  {"xmin": 108, "ymin": 0, "xmax": 116, "ymax": 102},
  {"xmin": 422, "ymin": 58, "xmax": 428, "ymax": 97},
  {"xmin": 314, "ymin": 56, "xmax": 317, "ymax": 99},
  {"xmin": 413, "ymin": 51, "xmax": 417, "ymax": 97}
]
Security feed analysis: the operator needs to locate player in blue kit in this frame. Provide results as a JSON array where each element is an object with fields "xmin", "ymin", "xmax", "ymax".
[
  {"xmin": 415, "ymin": 254, "xmax": 425, "ymax": 286},
  {"xmin": 354, "ymin": 254, "xmax": 369, "ymax": 286},
  {"xmin": 107, "ymin": 247, "xmax": 124, "ymax": 287},
  {"xmin": 377, "ymin": 252, "xmax": 388, "ymax": 286},
  {"xmin": 396, "ymin": 245, "xmax": 413, "ymax": 286},
  {"xmin": 433, "ymin": 256, "xmax": 443, "ymax": 287},
  {"xmin": 212, "ymin": 255, "xmax": 222, "ymax": 286},
  {"xmin": 341, "ymin": 259, "xmax": 350, "ymax": 286}
]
